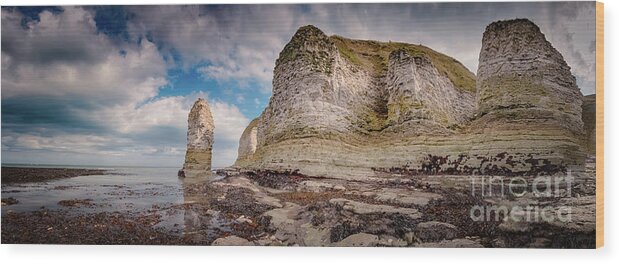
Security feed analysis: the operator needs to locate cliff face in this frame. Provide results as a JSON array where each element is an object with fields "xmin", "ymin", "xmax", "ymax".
[
  {"xmin": 386, "ymin": 50, "xmax": 475, "ymax": 130},
  {"xmin": 181, "ymin": 98, "xmax": 214, "ymax": 178},
  {"xmin": 234, "ymin": 20, "xmax": 586, "ymax": 179},
  {"xmin": 254, "ymin": 26, "xmax": 477, "ymax": 148},
  {"xmin": 256, "ymin": 26, "xmax": 372, "ymax": 147},
  {"xmin": 235, "ymin": 118, "xmax": 259, "ymax": 165},
  {"xmin": 582, "ymin": 94, "xmax": 596, "ymax": 154},
  {"xmin": 467, "ymin": 19, "xmax": 585, "ymax": 173},
  {"xmin": 476, "ymin": 19, "xmax": 583, "ymax": 133}
]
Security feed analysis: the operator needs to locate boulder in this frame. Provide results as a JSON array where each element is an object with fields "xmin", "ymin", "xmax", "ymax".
[
  {"xmin": 414, "ymin": 221, "xmax": 459, "ymax": 242},
  {"xmin": 329, "ymin": 198, "xmax": 422, "ymax": 219}
]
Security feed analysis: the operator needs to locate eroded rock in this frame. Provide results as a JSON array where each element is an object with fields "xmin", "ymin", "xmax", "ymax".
[
  {"xmin": 329, "ymin": 198, "xmax": 422, "ymax": 219},
  {"xmin": 181, "ymin": 98, "xmax": 215, "ymax": 178},
  {"xmin": 235, "ymin": 118, "xmax": 259, "ymax": 166},
  {"xmin": 414, "ymin": 221, "xmax": 459, "ymax": 242}
]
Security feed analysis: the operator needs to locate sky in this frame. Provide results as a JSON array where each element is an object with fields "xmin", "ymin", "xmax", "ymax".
[{"xmin": 1, "ymin": 2, "xmax": 596, "ymax": 167}]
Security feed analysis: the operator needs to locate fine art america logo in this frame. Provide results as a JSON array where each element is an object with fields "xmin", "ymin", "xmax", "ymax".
[{"xmin": 469, "ymin": 171, "xmax": 574, "ymax": 225}]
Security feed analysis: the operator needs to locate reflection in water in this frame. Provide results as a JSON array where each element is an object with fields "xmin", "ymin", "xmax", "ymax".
[
  {"xmin": 1, "ymin": 167, "xmax": 234, "ymax": 243},
  {"xmin": 180, "ymin": 171, "xmax": 232, "ymax": 243},
  {"xmin": 2, "ymin": 167, "xmax": 184, "ymax": 214}
]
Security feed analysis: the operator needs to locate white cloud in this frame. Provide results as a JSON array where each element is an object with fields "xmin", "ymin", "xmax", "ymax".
[
  {"xmin": 540, "ymin": 2, "xmax": 596, "ymax": 95},
  {"xmin": 2, "ymin": 133, "xmax": 135, "ymax": 158},
  {"xmin": 1, "ymin": 7, "xmax": 167, "ymax": 104},
  {"xmin": 95, "ymin": 96, "xmax": 189, "ymax": 134},
  {"xmin": 210, "ymin": 100, "xmax": 250, "ymax": 144},
  {"xmin": 2, "ymin": 7, "xmax": 250, "ymax": 167},
  {"xmin": 126, "ymin": 5, "xmax": 303, "ymax": 91}
]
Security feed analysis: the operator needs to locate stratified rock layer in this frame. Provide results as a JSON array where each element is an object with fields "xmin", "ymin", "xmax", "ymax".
[
  {"xmin": 386, "ymin": 49, "xmax": 474, "ymax": 128},
  {"xmin": 235, "ymin": 20, "xmax": 585, "ymax": 179},
  {"xmin": 477, "ymin": 19, "xmax": 583, "ymax": 134},
  {"xmin": 581, "ymin": 94, "xmax": 596, "ymax": 154},
  {"xmin": 470, "ymin": 19, "xmax": 585, "ymax": 173},
  {"xmin": 181, "ymin": 98, "xmax": 214, "ymax": 178}
]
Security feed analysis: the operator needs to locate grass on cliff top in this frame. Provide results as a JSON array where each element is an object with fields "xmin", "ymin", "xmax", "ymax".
[{"xmin": 330, "ymin": 35, "xmax": 476, "ymax": 93}]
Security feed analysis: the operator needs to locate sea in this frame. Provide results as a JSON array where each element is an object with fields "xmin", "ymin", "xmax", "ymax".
[
  {"xmin": 1, "ymin": 164, "xmax": 189, "ymax": 214},
  {"xmin": 1, "ymin": 164, "xmax": 228, "ymax": 236}
]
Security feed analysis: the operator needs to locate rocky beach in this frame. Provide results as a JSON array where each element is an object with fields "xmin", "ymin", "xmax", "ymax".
[{"xmin": 1, "ymin": 165, "xmax": 596, "ymax": 247}]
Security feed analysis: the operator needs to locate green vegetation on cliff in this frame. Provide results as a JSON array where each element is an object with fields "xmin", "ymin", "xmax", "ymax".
[
  {"xmin": 330, "ymin": 35, "xmax": 476, "ymax": 93},
  {"xmin": 276, "ymin": 25, "xmax": 335, "ymax": 74},
  {"xmin": 477, "ymin": 75, "xmax": 550, "ymax": 116},
  {"xmin": 275, "ymin": 25, "xmax": 475, "ymax": 93}
]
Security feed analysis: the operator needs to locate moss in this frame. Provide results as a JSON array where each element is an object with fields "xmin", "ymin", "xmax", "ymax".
[
  {"xmin": 329, "ymin": 35, "xmax": 476, "ymax": 92},
  {"xmin": 479, "ymin": 76, "xmax": 549, "ymax": 103},
  {"xmin": 332, "ymin": 38, "xmax": 362, "ymax": 66},
  {"xmin": 276, "ymin": 25, "xmax": 334, "ymax": 74},
  {"xmin": 277, "ymin": 26, "xmax": 475, "ymax": 91},
  {"xmin": 356, "ymin": 109, "xmax": 388, "ymax": 131},
  {"xmin": 184, "ymin": 149, "xmax": 212, "ymax": 164},
  {"xmin": 387, "ymin": 95, "xmax": 425, "ymax": 123},
  {"xmin": 436, "ymin": 112, "xmax": 450, "ymax": 125}
]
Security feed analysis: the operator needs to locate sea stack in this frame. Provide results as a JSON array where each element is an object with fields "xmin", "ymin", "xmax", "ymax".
[
  {"xmin": 180, "ymin": 98, "xmax": 214, "ymax": 178},
  {"xmin": 476, "ymin": 19, "xmax": 583, "ymax": 133},
  {"xmin": 473, "ymin": 18, "xmax": 585, "ymax": 170}
]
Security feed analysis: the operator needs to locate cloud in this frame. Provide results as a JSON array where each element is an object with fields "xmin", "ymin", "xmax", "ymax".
[
  {"xmin": 125, "ymin": 5, "xmax": 305, "ymax": 92},
  {"xmin": 211, "ymin": 100, "xmax": 250, "ymax": 142},
  {"xmin": 94, "ymin": 96, "xmax": 189, "ymax": 134},
  {"xmin": 4, "ymin": 134, "xmax": 131, "ymax": 155},
  {"xmin": 1, "ymin": 7, "xmax": 167, "ymax": 104},
  {"xmin": 541, "ymin": 1, "xmax": 596, "ymax": 95},
  {"xmin": 1, "ymin": 7, "xmax": 250, "ymax": 167}
]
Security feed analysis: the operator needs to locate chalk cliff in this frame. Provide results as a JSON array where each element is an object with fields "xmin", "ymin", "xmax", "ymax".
[
  {"xmin": 469, "ymin": 19, "xmax": 585, "ymax": 173},
  {"xmin": 235, "ymin": 118, "xmax": 259, "ymax": 165},
  {"xmin": 234, "ymin": 19, "xmax": 586, "ymax": 179},
  {"xmin": 181, "ymin": 98, "xmax": 215, "ymax": 178},
  {"xmin": 582, "ymin": 94, "xmax": 596, "ymax": 154}
]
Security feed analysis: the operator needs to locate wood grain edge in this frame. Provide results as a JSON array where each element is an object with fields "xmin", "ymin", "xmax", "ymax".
[{"xmin": 596, "ymin": 0, "xmax": 604, "ymax": 249}]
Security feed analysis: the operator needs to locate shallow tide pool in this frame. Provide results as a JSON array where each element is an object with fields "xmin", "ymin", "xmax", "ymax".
[{"xmin": 2, "ymin": 167, "xmax": 186, "ymax": 213}]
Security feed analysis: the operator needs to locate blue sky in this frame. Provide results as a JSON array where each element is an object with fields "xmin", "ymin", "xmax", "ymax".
[{"xmin": 1, "ymin": 2, "xmax": 596, "ymax": 167}]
